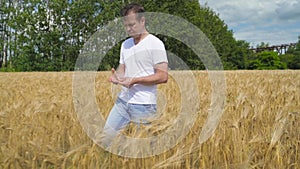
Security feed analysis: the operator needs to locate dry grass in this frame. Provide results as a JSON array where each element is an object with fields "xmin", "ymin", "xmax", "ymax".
[{"xmin": 0, "ymin": 70, "xmax": 299, "ymax": 168}]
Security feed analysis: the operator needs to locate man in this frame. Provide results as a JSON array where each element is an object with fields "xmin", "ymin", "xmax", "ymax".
[{"xmin": 102, "ymin": 3, "xmax": 168, "ymax": 147}]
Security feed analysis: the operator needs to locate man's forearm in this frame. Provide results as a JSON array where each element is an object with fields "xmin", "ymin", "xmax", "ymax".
[
  {"xmin": 132, "ymin": 72, "xmax": 168, "ymax": 86},
  {"xmin": 118, "ymin": 63, "xmax": 168, "ymax": 88}
]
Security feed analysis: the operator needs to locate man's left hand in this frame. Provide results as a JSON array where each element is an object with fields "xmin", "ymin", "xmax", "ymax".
[{"xmin": 118, "ymin": 77, "xmax": 135, "ymax": 88}]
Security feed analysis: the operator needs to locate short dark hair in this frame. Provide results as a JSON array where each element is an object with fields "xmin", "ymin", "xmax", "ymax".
[{"xmin": 120, "ymin": 3, "xmax": 145, "ymax": 20}]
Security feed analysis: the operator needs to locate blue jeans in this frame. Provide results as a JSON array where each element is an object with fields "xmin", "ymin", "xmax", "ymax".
[{"xmin": 102, "ymin": 98, "xmax": 157, "ymax": 147}]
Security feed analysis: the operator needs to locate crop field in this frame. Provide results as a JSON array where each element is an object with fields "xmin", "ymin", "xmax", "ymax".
[{"xmin": 0, "ymin": 70, "xmax": 299, "ymax": 168}]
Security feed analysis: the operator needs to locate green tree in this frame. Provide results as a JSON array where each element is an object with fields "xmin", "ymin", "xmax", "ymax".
[
  {"xmin": 256, "ymin": 42, "xmax": 270, "ymax": 48},
  {"xmin": 234, "ymin": 40, "xmax": 256, "ymax": 69},
  {"xmin": 0, "ymin": 0, "xmax": 256, "ymax": 71},
  {"xmin": 0, "ymin": 1, "xmax": 16, "ymax": 70},
  {"xmin": 6, "ymin": 0, "xmax": 106, "ymax": 71},
  {"xmin": 281, "ymin": 36, "xmax": 300, "ymax": 69},
  {"xmin": 248, "ymin": 51, "xmax": 286, "ymax": 70}
]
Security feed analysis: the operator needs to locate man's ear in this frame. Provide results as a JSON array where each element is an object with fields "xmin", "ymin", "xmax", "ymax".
[{"xmin": 140, "ymin": 16, "xmax": 146, "ymax": 25}]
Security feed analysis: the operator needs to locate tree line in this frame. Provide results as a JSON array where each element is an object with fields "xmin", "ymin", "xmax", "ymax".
[{"xmin": 0, "ymin": 0, "xmax": 299, "ymax": 72}]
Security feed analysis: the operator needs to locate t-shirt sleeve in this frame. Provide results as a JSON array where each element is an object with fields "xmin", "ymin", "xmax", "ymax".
[{"xmin": 152, "ymin": 40, "xmax": 168, "ymax": 65}]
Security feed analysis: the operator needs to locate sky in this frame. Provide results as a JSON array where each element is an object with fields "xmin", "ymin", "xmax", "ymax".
[{"xmin": 199, "ymin": 0, "xmax": 300, "ymax": 47}]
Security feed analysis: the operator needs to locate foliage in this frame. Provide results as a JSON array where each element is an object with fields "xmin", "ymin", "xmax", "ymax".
[
  {"xmin": 1, "ymin": 0, "xmax": 105, "ymax": 71},
  {"xmin": 256, "ymin": 42, "xmax": 270, "ymax": 48},
  {"xmin": 0, "ymin": 0, "xmax": 298, "ymax": 71},
  {"xmin": 280, "ymin": 36, "xmax": 300, "ymax": 69},
  {"xmin": 248, "ymin": 51, "xmax": 286, "ymax": 70}
]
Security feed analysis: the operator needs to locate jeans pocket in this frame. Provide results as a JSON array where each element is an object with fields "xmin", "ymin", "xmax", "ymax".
[{"xmin": 143, "ymin": 104, "xmax": 157, "ymax": 114}]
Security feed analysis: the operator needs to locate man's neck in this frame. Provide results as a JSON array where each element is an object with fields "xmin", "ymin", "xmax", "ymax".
[{"xmin": 133, "ymin": 32, "xmax": 149, "ymax": 45}]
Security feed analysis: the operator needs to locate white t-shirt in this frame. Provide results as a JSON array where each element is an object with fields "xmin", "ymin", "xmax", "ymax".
[{"xmin": 118, "ymin": 34, "xmax": 168, "ymax": 104}]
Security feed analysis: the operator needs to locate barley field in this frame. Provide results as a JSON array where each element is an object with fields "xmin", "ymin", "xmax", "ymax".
[{"xmin": 0, "ymin": 70, "xmax": 299, "ymax": 168}]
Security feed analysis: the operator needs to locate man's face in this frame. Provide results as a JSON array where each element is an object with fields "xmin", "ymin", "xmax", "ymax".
[{"xmin": 123, "ymin": 11, "xmax": 145, "ymax": 38}]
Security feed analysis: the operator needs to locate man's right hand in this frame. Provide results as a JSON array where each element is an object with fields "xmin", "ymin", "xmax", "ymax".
[
  {"xmin": 109, "ymin": 68, "xmax": 118, "ymax": 84},
  {"xmin": 109, "ymin": 68, "xmax": 125, "ymax": 84}
]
